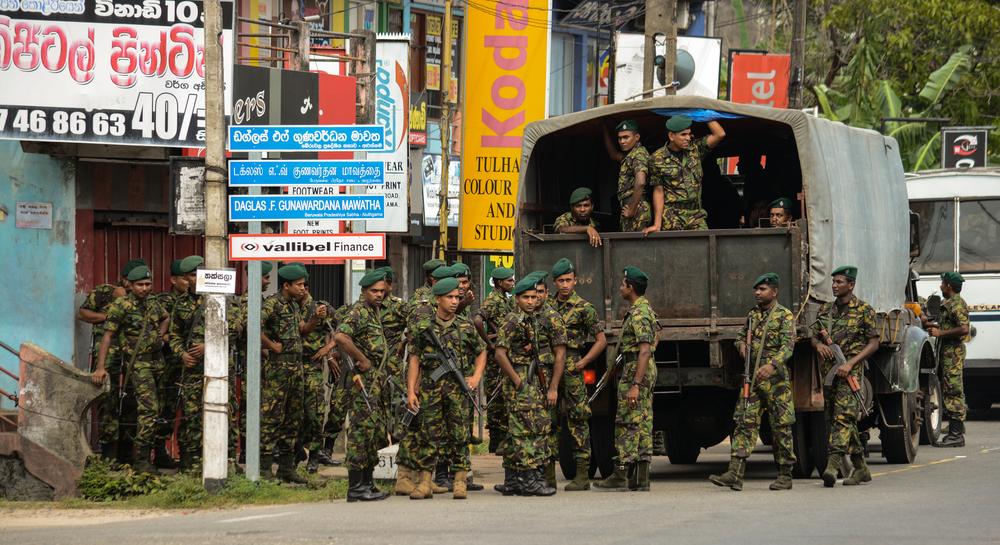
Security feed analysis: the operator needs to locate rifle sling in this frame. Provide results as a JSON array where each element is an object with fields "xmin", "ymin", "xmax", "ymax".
[
  {"xmin": 120, "ymin": 302, "xmax": 157, "ymax": 403},
  {"xmin": 747, "ymin": 304, "xmax": 779, "ymax": 390}
]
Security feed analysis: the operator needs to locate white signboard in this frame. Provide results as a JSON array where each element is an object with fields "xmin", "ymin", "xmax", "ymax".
[
  {"xmin": 613, "ymin": 34, "xmax": 721, "ymax": 102},
  {"xmin": 366, "ymin": 34, "xmax": 411, "ymax": 232},
  {"xmin": 15, "ymin": 201, "xmax": 53, "ymax": 229},
  {"xmin": 229, "ymin": 233, "xmax": 386, "ymax": 261},
  {"xmin": 196, "ymin": 268, "xmax": 237, "ymax": 294},
  {"xmin": 0, "ymin": 0, "xmax": 235, "ymax": 147},
  {"xmin": 422, "ymin": 155, "xmax": 460, "ymax": 227}
]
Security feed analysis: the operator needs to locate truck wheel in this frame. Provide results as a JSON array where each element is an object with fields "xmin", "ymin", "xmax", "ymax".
[
  {"xmin": 792, "ymin": 412, "xmax": 814, "ymax": 478},
  {"xmin": 588, "ymin": 414, "xmax": 615, "ymax": 478},
  {"xmin": 880, "ymin": 392, "xmax": 920, "ymax": 464},
  {"xmin": 665, "ymin": 427, "xmax": 701, "ymax": 464},
  {"xmin": 558, "ymin": 414, "xmax": 577, "ymax": 480},
  {"xmin": 920, "ymin": 374, "xmax": 943, "ymax": 446}
]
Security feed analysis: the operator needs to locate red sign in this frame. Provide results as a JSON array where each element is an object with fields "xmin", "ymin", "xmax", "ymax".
[{"xmin": 728, "ymin": 52, "xmax": 791, "ymax": 108}]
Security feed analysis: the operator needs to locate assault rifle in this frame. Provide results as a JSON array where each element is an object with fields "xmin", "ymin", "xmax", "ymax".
[
  {"xmin": 740, "ymin": 316, "xmax": 754, "ymax": 412},
  {"xmin": 822, "ymin": 341, "xmax": 870, "ymax": 418},
  {"xmin": 339, "ymin": 351, "xmax": 374, "ymax": 412},
  {"xmin": 424, "ymin": 329, "xmax": 482, "ymax": 415},
  {"xmin": 119, "ymin": 304, "xmax": 156, "ymax": 417},
  {"xmin": 385, "ymin": 375, "xmax": 418, "ymax": 427},
  {"xmin": 587, "ymin": 352, "xmax": 624, "ymax": 405}
]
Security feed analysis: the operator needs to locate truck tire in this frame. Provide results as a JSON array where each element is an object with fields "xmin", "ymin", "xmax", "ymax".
[
  {"xmin": 920, "ymin": 374, "xmax": 943, "ymax": 446},
  {"xmin": 665, "ymin": 427, "xmax": 701, "ymax": 465},
  {"xmin": 588, "ymin": 414, "xmax": 615, "ymax": 478},
  {"xmin": 808, "ymin": 411, "xmax": 829, "ymax": 475},
  {"xmin": 880, "ymin": 392, "xmax": 920, "ymax": 464}
]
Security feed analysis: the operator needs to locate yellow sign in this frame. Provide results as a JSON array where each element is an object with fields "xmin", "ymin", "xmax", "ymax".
[{"xmin": 459, "ymin": 0, "xmax": 550, "ymax": 252}]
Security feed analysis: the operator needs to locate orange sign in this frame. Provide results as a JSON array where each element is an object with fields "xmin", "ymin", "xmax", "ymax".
[{"xmin": 728, "ymin": 52, "xmax": 791, "ymax": 108}]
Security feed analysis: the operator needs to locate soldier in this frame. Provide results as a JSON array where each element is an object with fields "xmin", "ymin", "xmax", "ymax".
[
  {"xmin": 376, "ymin": 266, "xmax": 408, "ymax": 380},
  {"xmin": 709, "ymin": 273, "xmax": 796, "ymax": 491},
  {"xmin": 553, "ymin": 187, "xmax": 602, "ymax": 247},
  {"xmin": 526, "ymin": 272, "xmax": 566, "ymax": 489},
  {"xmin": 603, "ymin": 119, "xmax": 651, "ymax": 232},
  {"xmin": 769, "ymin": 198, "xmax": 794, "ymax": 228},
  {"xmin": 320, "ymin": 302, "xmax": 354, "ymax": 468},
  {"xmin": 494, "ymin": 277, "xmax": 562, "ymax": 496},
  {"xmin": 474, "ymin": 267, "xmax": 516, "ymax": 455},
  {"xmin": 298, "ymin": 284, "xmax": 336, "ymax": 473},
  {"xmin": 594, "ymin": 267, "xmax": 657, "ymax": 492},
  {"xmin": 452, "ymin": 262, "xmax": 476, "ymax": 318},
  {"xmin": 151, "ymin": 259, "xmax": 187, "ymax": 470},
  {"xmin": 334, "ymin": 269, "xmax": 391, "ymax": 502},
  {"xmin": 811, "ymin": 265, "xmax": 880, "ymax": 487},
  {"xmin": 647, "ymin": 115, "xmax": 726, "ymax": 233},
  {"xmin": 551, "ymin": 258, "xmax": 607, "ymax": 491},
  {"xmin": 406, "ymin": 277, "xmax": 488, "ymax": 500},
  {"xmin": 408, "ymin": 259, "xmax": 447, "ymax": 314},
  {"xmin": 929, "ymin": 271, "xmax": 970, "ymax": 447},
  {"xmin": 90, "ymin": 265, "xmax": 170, "ymax": 473},
  {"xmin": 259, "ymin": 264, "xmax": 309, "ymax": 484}
]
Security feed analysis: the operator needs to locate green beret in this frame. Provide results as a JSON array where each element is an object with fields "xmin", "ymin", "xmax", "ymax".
[
  {"xmin": 451, "ymin": 262, "xmax": 471, "ymax": 277},
  {"xmin": 753, "ymin": 272, "xmax": 780, "ymax": 288},
  {"xmin": 491, "ymin": 267, "xmax": 514, "ymax": 281},
  {"xmin": 169, "ymin": 259, "xmax": 184, "ymax": 276},
  {"xmin": 431, "ymin": 265, "xmax": 458, "ymax": 280},
  {"xmin": 278, "ymin": 264, "xmax": 308, "ymax": 282},
  {"xmin": 513, "ymin": 277, "xmax": 538, "ymax": 295},
  {"xmin": 941, "ymin": 271, "xmax": 964, "ymax": 285},
  {"xmin": 569, "ymin": 187, "xmax": 593, "ymax": 205},
  {"xmin": 529, "ymin": 270, "xmax": 548, "ymax": 284},
  {"xmin": 551, "ymin": 258, "xmax": 574, "ymax": 278},
  {"xmin": 359, "ymin": 269, "xmax": 386, "ymax": 288},
  {"xmin": 432, "ymin": 277, "xmax": 461, "ymax": 296},
  {"xmin": 615, "ymin": 119, "xmax": 639, "ymax": 132},
  {"xmin": 665, "ymin": 115, "xmax": 692, "ymax": 133},
  {"xmin": 376, "ymin": 266, "xmax": 395, "ymax": 281},
  {"xmin": 122, "ymin": 259, "xmax": 147, "ymax": 278},
  {"xmin": 623, "ymin": 266, "xmax": 649, "ymax": 286},
  {"xmin": 261, "ymin": 261, "xmax": 273, "ymax": 276},
  {"xmin": 770, "ymin": 198, "xmax": 794, "ymax": 211},
  {"xmin": 127, "ymin": 265, "xmax": 151, "ymax": 282},
  {"xmin": 178, "ymin": 255, "xmax": 204, "ymax": 274},
  {"xmin": 832, "ymin": 266, "xmax": 858, "ymax": 281},
  {"xmin": 422, "ymin": 259, "xmax": 446, "ymax": 272}
]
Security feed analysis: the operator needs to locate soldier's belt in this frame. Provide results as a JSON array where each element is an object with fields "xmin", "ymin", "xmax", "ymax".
[{"xmin": 668, "ymin": 200, "xmax": 701, "ymax": 210}]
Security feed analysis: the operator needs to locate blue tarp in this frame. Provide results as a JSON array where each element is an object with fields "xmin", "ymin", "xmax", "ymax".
[{"xmin": 651, "ymin": 108, "xmax": 746, "ymax": 121}]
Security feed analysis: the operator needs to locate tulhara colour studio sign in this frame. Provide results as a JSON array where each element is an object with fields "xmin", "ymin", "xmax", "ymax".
[{"xmin": 229, "ymin": 234, "xmax": 386, "ymax": 261}]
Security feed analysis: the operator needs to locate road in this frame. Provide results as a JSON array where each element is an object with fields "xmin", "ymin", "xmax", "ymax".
[{"xmin": 4, "ymin": 410, "xmax": 1000, "ymax": 545}]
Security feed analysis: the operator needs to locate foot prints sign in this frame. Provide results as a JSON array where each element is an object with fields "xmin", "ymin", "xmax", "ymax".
[{"xmin": 459, "ymin": 0, "xmax": 549, "ymax": 252}]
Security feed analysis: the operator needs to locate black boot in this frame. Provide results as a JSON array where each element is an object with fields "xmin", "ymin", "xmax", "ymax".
[
  {"xmin": 315, "ymin": 446, "xmax": 336, "ymax": 466},
  {"xmin": 518, "ymin": 469, "xmax": 556, "ymax": 497},
  {"xmin": 347, "ymin": 469, "xmax": 387, "ymax": 502},
  {"xmin": 495, "ymin": 468, "xmax": 516, "ymax": 495},
  {"xmin": 306, "ymin": 452, "xmax": 320, "ymax": 474},
  {"xmin": 364, "ymin": 467, "xmax": 390, "ymax": 500},
  {"xmin": 154, "ymin": 444, "xmax": 178, "ymax": 469},
  {"xmin": 465, "ymin": 473, "xmax": 485, "ymax": 492},
  {"xmin": 938, "ymin": 419, "xmax": 966, "ymax": 448},
  {"xmin": 632, "ymin": 461, "xmax": 650, "ymax": 491},
  {"xmin": 276, "ymin": 454, "xmax": 308, "ymax": 484},
  {"xmin": 434, "ymin": 462, "xmax": 454, "ymax": 492}
]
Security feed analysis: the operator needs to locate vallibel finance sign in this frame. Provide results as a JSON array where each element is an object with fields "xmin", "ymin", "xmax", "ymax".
[{"xmin": 230, "ymin": 234, "xmax": 386, "ymax": 261}]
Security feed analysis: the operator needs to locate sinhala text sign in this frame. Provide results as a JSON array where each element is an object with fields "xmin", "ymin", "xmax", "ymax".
[
  {"xmin": 229, "ymin": 195, "xmax": 385, "ymax": 221},
  {"xmin": 0, "ymin": 0, "xmax": 234, "ymax": 147},
  {"xmin": 229, "ymin": 233, "xmax": 386, "ymax": 261},
  {"xmin": 227, "ymin": 125, "xmax": 386, "ymax": 152}
]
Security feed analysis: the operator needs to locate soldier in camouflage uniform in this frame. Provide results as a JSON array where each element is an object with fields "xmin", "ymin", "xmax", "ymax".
[
  {"xmin": 80, "ymin": 258, "xmax": 144, "ymax": 461},
  {"xmin": 552, "ymin": 258, "xmax": 607, "ymax": 491},
  {"xmin": 494, "ymin": 277, "xmax": 563, "ymax": 496},
  {"xmin": 646, "ymin": 115, "xmax": 726, "ymax": 233},
  {"xmin": 710, "ymin": 273, "xmax": 796, "ymax": 491},
  {"xmin": 405, "ymin": 259, "xmax": 446, "ymax": 320},
  {"xmin": 149, "ymin": 259, "xmax": 187, "ymax": 470},
  {"xmin": 594, "ymin": 267, "xmax": 657, "ymax": 492},
  {"xmin": 334, "ymin": 269, "xmax": 392, "ymax": 502},
  {"xmin": 405, "ymin": 277, "xmax": 488, "ymax": 500},
  {"xmin": 811, "ymin": 265, "xmax": 880, "ymax": 487},
  {"xmin": 91, "ymin": 265, "xmax": 169, "ymax": 473},
  {"xmin": 297, "ymin": 285, "xmax": 336, "ymax": 473},
  {"xmin": 929, "ymin": 271, "xmax": 971, "ymax": 447},
  {"xmin": 259, "ymin": 264, "xmax": 309, "ymax": 484},
  {"xmin": 474, "ymin": 267, "xmax": 516, "ymax": 456},
  {"xmin": 320, "ymin": 302, "xmax": 354, "ymax": 467},
  {"xmin": 603, "ymin": 119, "xmax": 651, "ymax": 232},
  {"xmin": 553, "ymin": 187, "xmax": 602, "ymax": 248},
  {"xmin": 526, "ymin": 272, "xmax": 567, "ymax": 489}
]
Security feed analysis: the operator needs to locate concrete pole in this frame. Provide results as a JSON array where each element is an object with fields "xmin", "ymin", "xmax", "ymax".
[
  {"xmin": 437, "ymin": 0, "xmax": 453, "ymax": 260},
  {"xmin": 245, "ymin": 158, "xmax": 263, "ymax": 482},
  {"xmin": 643, "ymin": 0, "xmax": 676, "ymax": 97},
  {"xmin": 705, "ymin": 0, "xmax": 717, "ymax": 37},
  {"xmin": 788, "ymin": 0, "xmax": 807, "ymax": 108},
  {"xmin": 202, "ymin": 0, "xmax": 229, "ymax": 492}
]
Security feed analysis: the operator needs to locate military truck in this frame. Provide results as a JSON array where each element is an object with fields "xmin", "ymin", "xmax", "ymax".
[{"xmin": 514, "ymin": 96, "xmax": 936, "ymax": 478}]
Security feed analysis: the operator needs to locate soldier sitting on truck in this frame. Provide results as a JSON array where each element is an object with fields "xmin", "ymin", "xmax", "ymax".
[
  {"xmin": 603, "ymin": 119, "xmax": 651, "ymax": 232},
  {"xmin": 769, "ymin": 198, "xmax": 795, "ymax": 227},
  {"xmin": 553, "ymin": 187, "xmax": 602, "ymax": 247}
]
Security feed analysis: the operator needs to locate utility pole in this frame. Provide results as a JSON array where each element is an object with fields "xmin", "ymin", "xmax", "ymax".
[
  {"xmin": 704, "ymin": 0, "xmax": 717, "ymax": 37},
  {"xmin": 788, "ymin": 0, "xmax": 807, "ymax": 108},
  {"xmin": 437, "ymin": 0, "xmax": 453, "ymax": 260},
  {"xmin": 201, "ymin": 0, "xmax": 229, "ymax": 492},
  {"xmin": 643, "ymin": 0, "xmax": 676, "ymax": 97}
]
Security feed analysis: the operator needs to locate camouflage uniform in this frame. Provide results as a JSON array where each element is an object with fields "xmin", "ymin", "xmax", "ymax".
[
  {"xmin": 648, "ymin": 137, "xmax": 710, "ymax": 231},
  {"xmin": 731, "ymin": 302, "xmax": 797, "ymax": 468},
  {"xmin": 617, "ymin": 144, "xmax": 652, "ymax": 232},
  {"xmin": 168, "ymin": 292, "xmax": 207, "ymax": 461},
  {"xmin": 323, "ymin": 304, "xmax": 353, "ymax": 451},
  {"xmin": 104, "ymin": 293, "xmax": 169, "ymax": 451},
  {"xmin": 259, "ymin": 292, "xmax": 305, "ymax": 461},
  {"xmin": 299, "ymin": 295, "xmax": 335, "ymax": 455},
  {"xmin": 408, "ymin": 312, "xmax": 485, "ymax": 473},
  {"xmin": 553, "ymin": 213, "xmax": 598, "ymax": 232},
  {"xmin": 497, "ymin": 309, "xmax": 562, "ymax": 471},
  {"xmin": 81, "ymin": 284, "xmax": 127, "ymax": 445},
  {"xmin": 153, "ymin": 289, "xmax": 186, "ymax": 448},
  {"xmin": 811, "ymin": 295, "xmax": 878, "ymax": 456},
  {"xmin": 479, "ymin": 289, "xmax": 513, "ymax": 452},
  {"xmin": 336, "ymin": 301, "xmax": 389, "ymax": 472},
  {"xmin": 380, "ymin": 294, "xmax": 408, "ymax": 380},
  {"xmin": 555, "ymin": 291, "xmax": 601, "ymax": 468},
  {"xmin": 534, "ymin": 301, "xmax": 567, "ymax": 462},
  {"xmin": 227, "ymin": 293, "xmax": 249, "ymax": 455},
  {"xmin": 616, "ymin": 296, "xmax": 658, "ymax": 464},
  {"xmin": 938, "ymin": 294, "xmax": 970, "ymax": 422}
]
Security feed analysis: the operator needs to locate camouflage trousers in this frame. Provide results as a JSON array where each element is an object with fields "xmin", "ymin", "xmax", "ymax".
[
  {"xmin": 396, "ymin": 419, "xmax": 422, "ymax": 469},
  {"xmin": 620, "ymin": 200, "xmax": 651, "ymax": 232},
  {"xmin": 345, "ymin": 367, "xmax": 388, "ymax": 471},
  {"xmin": 824, "ymin": 371, "xmax": 863, "ymax": 457},
  {"xmin": 940, "ymin": 343, "xmax": 967, "ymax": 421},
  {"xmin": 301, "ymin": 355, "xmax": 328, "ymax": 453},
  {"xmin": 130, "ymin": 354, "xmax": 166, "ymax": 450},
  {"xmin": 323, "ymin": 382, "xmax": 349, "ymax": 446},
  {"xmin": 660, "ymin": 205, "xmax": 708, "ymax": 231},
  {"xmin": 485, "ymin": 355, "xmax": 509, "ymax": 453},
  {"xmin": 560, "ymin": 356, "xmax": 592, "ymax": 466},
  {"xmin": 158, "ymin": 353, "xmax": 183, "ymax": 444},
  {"xmin": 179, "ymin": 362, "xmax": 205, "ymax": 459},
  {"xmin": 503, "ymin": 365, "xmax": 551, "ymax": 471},
  {"xmin": 413, "ymin": 375, "xmax": 472, "ymax": 472},
  {"xmin": 260, "ymin": 353, "xmax": 305, "ymax": 460},
  {"xmin": 730, "ymin": 374, "xmax": 796, "ymax": 467},
  {"xmin": 614, "ymin": 359, "xmax": 656, "ymax": 464},
  {"xmin": 93, "ymin": 346, "xmax": 131, "ymax": 447}
]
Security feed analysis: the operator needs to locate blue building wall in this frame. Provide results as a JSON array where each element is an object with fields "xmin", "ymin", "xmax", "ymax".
[{"xmin": 0, "ymin": 141, "xmax": 76, "ymax": 407}]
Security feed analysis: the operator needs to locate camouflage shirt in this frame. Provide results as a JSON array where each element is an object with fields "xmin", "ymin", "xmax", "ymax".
[
  {"xmin": 169, "ymin": 292, "xmax": 206, "ymax": 355},
  {"xmin": 939, "ymin": 293, "xmax": 971, "ymax": 344},
  {"xmin": 80, "ymin": 283, "xmax": 124, "ymax": 341},
  {"xmin": 617, "ymin": 143, "xmax": 650, "ymax": 206},
  {"xmin": 299, "ymin": 295, "xmax": 335, "ymax": 356},
  {"xmin": 811, "ymin": 295, "xmax": 878, "ymax": 360},
  {"xmin": 738, "ymin": 302, "xmax": 795, "ymax": 376},
  {"xmin": 496, "ymin": 308, "xmax": 540, "ymax": 367},
  {"xmin": 620, "ymin": 296, "xmax": 658, "ymax": 357},
  {"xmin": 404, "ymin": 285, "xmax": 433, "ymax": 323},
  {"xmin": 408, "ymin": 313, "xmax": 485, "ymax": 374},
  {"xmin": 649, "ymin": 137, "xmax": 710, "ymax": 206},
  {"xmin": 553, "ymin": 212, "xmax": 598, "ymax": 233},
  {"xmin": 104, "ymin": 293, "xmax": 168, "ymax": 358},
  {"xmin": 533, "ymin": 302, "xmax": 568, "ymax": 366},
  {"xmin": 478, "ymin": 289, "xmax": 513, "ymax": 334},
  {"xmin": 262, "ymin": 292, "xmax": 303, "ymax": 355},
  {"xmin": 381, "ymin": 294, "xmax": 407, "ymax": 352},
  {"xmin": 337, "ymin": 301, "xmax": 387, "ymax": 367},
  {"xmin": 555, "ymin": 292, "xmax": 601, "ymax": 352}
]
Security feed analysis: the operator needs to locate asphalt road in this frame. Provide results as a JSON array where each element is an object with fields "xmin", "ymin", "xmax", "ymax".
[{"xmin": 5, "ymin": 409, "xmax": 1000, "ymax": 545}]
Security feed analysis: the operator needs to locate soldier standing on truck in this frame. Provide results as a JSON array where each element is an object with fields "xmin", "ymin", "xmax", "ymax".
[
  {"xmin": 553, "ymin": 187, "xmax": 603, "ymax": 247},
  {"xmin": 769, "ymin": 198, "xmax": 795, "ymax": 228},
  {"xmin": 709, "ymin": 273, "xmax": 796, "ymax": 491},
  {"xmin": 475, "ymin": 267, "xmax": 516, "ymax": 455},
  {"xmin": 594, "ymin": 267, "xmax": 657, "ymax": 492},
  {"xmin": 604, "ymin": 119, "xmax": 651, "ymax": 232},
  {"xmin": 811, "ymin": 265, "xmax": 880, "ymax": 488},
  {"xmin": 929, "ymin": 271, "xmax": 971, "ymax": 448},
  {"xmin": 646, "ymin": 115, "xmax": 726, "ymax": 233}
]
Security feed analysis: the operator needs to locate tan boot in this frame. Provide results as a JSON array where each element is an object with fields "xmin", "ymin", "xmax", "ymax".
[
  {"xmin": 409, "ymin": 470, "xmax": 434, "ymax": 500},
  {"xmin": 394, "ymin": 466, "xmax": 416, "ymax": 496},
  {"xmin": 430, "ymin": 475, "xmax": 449, "ymax": 494},
  {"xmin": 453, "ymin": 470, "xmax": 468, "ymax": 499}
]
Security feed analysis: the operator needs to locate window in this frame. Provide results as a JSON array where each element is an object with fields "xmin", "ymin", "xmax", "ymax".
[
  {"xmin": 910, "ymin": 200, "xmax": 955, "ymax": 274},
  {"xmin": 959, "ymin": 199, "xmax": 1000, "ymax": 273}
]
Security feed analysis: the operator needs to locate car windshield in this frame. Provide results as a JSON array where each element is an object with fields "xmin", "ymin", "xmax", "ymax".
[
  {"xmin": 959, "ymin": 199, "xmax": 1000, "ymax": 273},
  {"xmin": 911, "ymin": 200, "xmax": 954, "ymax": 274}
]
